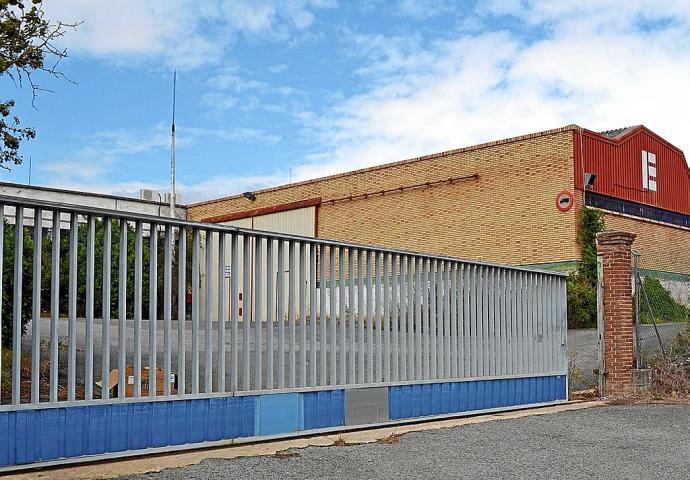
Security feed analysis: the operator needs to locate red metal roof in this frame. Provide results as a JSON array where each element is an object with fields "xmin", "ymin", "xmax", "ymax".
[{"xmin": 573, "ymin": 126, "xmax": 690, "ymax": 214}]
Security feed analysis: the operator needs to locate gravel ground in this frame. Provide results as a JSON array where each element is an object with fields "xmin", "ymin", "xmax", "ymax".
[{"xmin": 119, "ymin": 405, "xmax": 690, "ymax": 480}]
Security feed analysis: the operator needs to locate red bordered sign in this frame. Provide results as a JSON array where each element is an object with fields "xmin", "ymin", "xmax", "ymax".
[{"xmin": 556, "ymin": 191, "xmax": 574, "ymax": 212}]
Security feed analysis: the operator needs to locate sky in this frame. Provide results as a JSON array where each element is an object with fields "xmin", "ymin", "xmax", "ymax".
[{"xmin": 1, "ymin": 0, "xmax": 689, "ymax": 203}]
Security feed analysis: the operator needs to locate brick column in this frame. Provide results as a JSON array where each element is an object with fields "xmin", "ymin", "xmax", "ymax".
[{"xmin": 596, "ymin": 231, "xmax": 636, "ymax": 397}]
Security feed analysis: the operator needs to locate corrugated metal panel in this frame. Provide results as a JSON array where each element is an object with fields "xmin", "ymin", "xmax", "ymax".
[
  {"xmin": 574, "ymin": 128, "xmax": 690, "ymax": 214},
  {"xmin": 303, "ymin": 390, "xmax": 345, "ymax": 430},
  {"xmin": 0, "ymin": 397, "xmax": 256, "ymax": 467},
  {"xmin": 389, "ymin": 375, "xmax": 567, "ymax": 420}
]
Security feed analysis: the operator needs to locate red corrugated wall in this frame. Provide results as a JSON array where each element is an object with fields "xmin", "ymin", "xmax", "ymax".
[{"xmin": 573, "ymin": 127, "xmax": 690, "ymax": 214}]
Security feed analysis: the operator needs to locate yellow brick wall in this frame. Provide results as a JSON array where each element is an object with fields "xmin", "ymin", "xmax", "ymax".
[
  {"xmin": 602, "ymin": 212, "xmax": 690, "ymax": 275},
  {"xmin": 189, "ymin": 129, "xmax": 580, "ymax": 265}
]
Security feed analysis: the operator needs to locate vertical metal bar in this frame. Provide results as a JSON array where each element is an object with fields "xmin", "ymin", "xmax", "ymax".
[
  {"xmin": 366, "ymin": 250, "xmax": 374, "ymax": 383},
  {"xmin": 383, "ymin": 252, "xmax": 390, "ymax": 382},
  {"xmin": 527, "ymin": 273, "xmax": 534, "ymax": 373},
  {"xmin": 429, "ymin": 259, "xmax": 437, "ymax": 379},
  {"xmin": 483, "ymin": 267, "xmax": 491, "ymax": 377},
  {"xmin": 391, "ymin": 255, "xmax": 398, "ymax": 382},
  {"xmin": 203, "ymin": 230, "xmax": 212, "ymax": 393},
  {"xmin": 310, "ymin": 243, "xmax": 318, "ymax": 386},
  {"xmin": 288, "ymin": 240, "xmax": 296, "ymax": 388},
  {"xmin": 422, "ymin": 258, "xmax": 430, "ymax": 380},
  {"xmin": 338, "ymin": 247, "xmax": 346, "ymax": 384},
  {"xmin": 487, "ymin": 267, "xmax": 495, "ymax": 377},
  {"xmin": 375, "ymin": 252, "xmax": 382, "ymax": 382},
  {"xmin": 357, "ymin": 249, "xmax": 364, "ymax": 384},
  {"xmin": 218, "ymin": 233, "xmax": 226, "ymax": 392},
  {"xmin": 254, "ymin": 236, "xmax": 263, "ymax": 390},
  {"xmin": 463, "ymin": 264, "xmax": 471, "ymax": 378},
  {"xmin": 230, "ymin": 233, "xmax": 239, "ymax": 391},
  {"xmin": 414, "ymin": 257, "xmax": 422, "ymax": 380},
  {"xmin": 348, "ymin": 248, "xmax": 355, "ymax": 384},
  {"xmin": 497, "ymin": 269, "xmax": 503, "ymax": 377},
  {"xmin": 191, "ymin": 228, "xmax": 200, "ymax": 394},
  {"xmin": 299, "ymin": 242, "xmax": 307, "ymax": 387},
  {"xmin": 522, "ymin": 272, "xmax": 529, "ymax": 374},
  {"xmin": 458, "ymin": 264, "xmax": 465, "ymax": 378},
  {"xmin": 406, "ymin": 256, "xmax": 414, "ymax": 380},
  {"xmin": 444, "ymin": 262, "xmax": 451, "ymax": 378},
  {"xmin": 319, "ymin": 244, "xmax": 327, "ymax": 385},
  {"xmin": 12, "ymin": 207, "xmax": 24, "ymax": 405},
  {"xmin": 511, "ymin": 271, "xmax": 520, "ymax": 375},
  {"xmin": 177, "ymin": 228, "xmax": 186, "ymax": 396},
  {"xmin": 31, "ymin": 208, "xmax": 42, "ymax": 403},
  {"xmin": 537, "ymin": 274, "xmax": 544, "ymax": 374},
  {"xmin": 471, "ymin": 266, "xmax": 479, "ymax": 378},
  {"xmin": 329, "ymin": 245, "xmax": 337, "ymax": 386},
  {"xmin": 277, "ymin": 239, "xmax": 285, "ymax": 388},
  {"xmin": 133, "ymin": 221, "xmax": 143, "ymax": 397},
  {"xmin": 242, "ymin": 235, "xmax": 251, "ymax": 390},
  {"xmin": 165, "ymin": 225, "xmax": 174, "ymax": 395},
  {"xmin": 545, "ymin": 275, "xmax": 552, "ymax": 374},
  {"xmin": 450, "ymin": 263, "xmax": 457, "ymax": 379},
  {"xmin": 117, "ymin": 218, "xmax": 126, "ymax": 400},
  {"xmin": 439, "ymin": 261, "xmax": 446, "ymax": 378},
  {"xmin": 266, "ymin": 239, "xmax": 275, "ymax": 389},
  {"xmin": 506, "ymin": 270, "xmax": 511, "ymax": 376},
  {"xmin": 50, "ymin": 210, "xmax": 61, "ymax": 402},
  {"xmin": 400, "ymin": 255, "xmax": 407, "ymax": 381},
  {"xmin": 149, "ymin": 223, "xmax": 158, "ymax": 397}
]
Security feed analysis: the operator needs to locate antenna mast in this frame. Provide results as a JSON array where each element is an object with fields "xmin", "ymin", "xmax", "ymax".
[{"xmin": 170, "ymin": 70, "xmax": 177, "ymax": 218}]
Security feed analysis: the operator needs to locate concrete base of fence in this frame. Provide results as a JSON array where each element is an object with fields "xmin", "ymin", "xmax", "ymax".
[
  {"xmin": 0, "ymin": 374, "xmax": 567, "ymax": 472},
  {"xmin": 633, "ymin": 369, "xmax": 652, "ymax": 394}
]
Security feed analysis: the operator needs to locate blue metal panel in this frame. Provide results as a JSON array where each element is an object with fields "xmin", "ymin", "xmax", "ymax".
[
  {"xmin": 389, "ymin": 376, "xmax": 567, "ymax": 420},
  {"xmin": 0, "ymin": 396, "xmax": 257, "ymax": 468},
  {"xmin": 303, "ymin": 390, "xmax": 344, "ymax": 430},
  {"xmin": 255, "ymin": 393, "xmax": 302, "ymax": 436}
]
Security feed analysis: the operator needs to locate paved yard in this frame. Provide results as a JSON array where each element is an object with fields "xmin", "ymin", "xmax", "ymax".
[{"xmin": 119, "ymin": 404, "xmax": 689, "ymax": 480}]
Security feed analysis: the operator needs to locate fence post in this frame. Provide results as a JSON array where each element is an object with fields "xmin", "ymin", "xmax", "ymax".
[{"xmin": 596, "ymin": 231, "xmax": 636, "ymax": 397}]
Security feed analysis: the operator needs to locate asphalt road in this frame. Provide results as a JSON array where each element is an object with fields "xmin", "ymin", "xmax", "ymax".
[{"xmin": 119, "ymin": 404, "xmax": 690, "ymax": 480}]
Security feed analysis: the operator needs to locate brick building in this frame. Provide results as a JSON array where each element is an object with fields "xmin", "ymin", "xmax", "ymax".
[{"xmin": 188, "ymin": 124, "xmax": 690, "ymax": 275}]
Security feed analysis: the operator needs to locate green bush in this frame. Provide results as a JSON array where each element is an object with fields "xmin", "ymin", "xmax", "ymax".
[
  {"xmin": 639, "ymin": 276, "xmax": 690, "ymax": 324},
  {"xmin": 566, "ymin": 208, "xmax": 604, "ymax": 328},
  {"xmin": 1, "ymin": 221, "xmax": 35, "ymax": 348}
]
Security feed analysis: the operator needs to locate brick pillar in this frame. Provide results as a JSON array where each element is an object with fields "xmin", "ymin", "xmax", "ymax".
[{"xmin": 596, "ymin": 231, "xmax": 636, "ymax": 397}]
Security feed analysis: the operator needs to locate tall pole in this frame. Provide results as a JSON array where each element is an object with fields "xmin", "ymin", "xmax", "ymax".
[{"xmin": 170, "ymin": 70, "xmax": 177, "ymax": 219}]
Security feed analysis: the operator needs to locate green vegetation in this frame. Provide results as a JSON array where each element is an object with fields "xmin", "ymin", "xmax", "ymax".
[
  {"xmin": 2, "ymin": 219, "xmax": 192, "ymax": 349},
  {"xmin": 566, "ymin": 207, "xmax": 605, "ymax": 328},
  {"xmin": 639, "ymin": 276, "xmax": 690, "ymax": 324}
]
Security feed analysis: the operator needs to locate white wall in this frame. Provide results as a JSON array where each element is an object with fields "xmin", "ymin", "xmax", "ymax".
[{"xmin": 199, "ymin": 206, "xmax": 316, "ymax": 322}]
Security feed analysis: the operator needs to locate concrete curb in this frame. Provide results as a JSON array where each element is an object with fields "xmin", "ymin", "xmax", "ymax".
[{"xmin": 9, "ymin": 401, "xmax": 604, "ymax": 480}]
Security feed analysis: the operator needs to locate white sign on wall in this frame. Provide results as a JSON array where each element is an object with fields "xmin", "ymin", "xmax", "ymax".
[{"xmin": 641, "ymin": 150, "xmax": 657, "ymax": 191}]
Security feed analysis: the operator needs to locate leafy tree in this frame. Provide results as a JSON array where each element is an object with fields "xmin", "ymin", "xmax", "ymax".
[
  {"xmin": 1, "ymin": 0, "xmax": 77, "ymax": 167},
  {"xmin": 567, "ymin": 208, "xmax": 605, "ymax": 328},
  {"xmin": 1, "ymin": 219, "xmax": 34, "ymax": 348}
]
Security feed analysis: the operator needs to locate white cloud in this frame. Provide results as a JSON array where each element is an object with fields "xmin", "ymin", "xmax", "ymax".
[
  {"xmin": 44, "ymin": 0, "xmax": 337, "ymax": 68},
  {"xmin": 286, "ymin": 1, "xmax": 690, "ymax": 182},
  {"xmin": 37, "ymin": 124, "xmax": 283, "ymax": 200}
]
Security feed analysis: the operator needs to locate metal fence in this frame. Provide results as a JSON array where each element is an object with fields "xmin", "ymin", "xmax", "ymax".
[
  {"xmin": 0, "ymin": 194, "xmax": 567, "ymax": 409},
  {"xmin": 633, "ymin": 252, "xmax": 690, "ymax": 369}
]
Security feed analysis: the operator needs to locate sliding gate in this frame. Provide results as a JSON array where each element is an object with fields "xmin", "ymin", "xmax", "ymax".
[{"xmin": 0, "ymin": 195, "xmax": 568, "ymax": 471}]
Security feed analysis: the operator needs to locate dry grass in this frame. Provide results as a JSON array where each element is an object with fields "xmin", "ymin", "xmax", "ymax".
[
  {"xmin": 647, "ymin": 356, "xmax": 690, "ymax": 397},
  {"xmin": 376, "ymin": 432, "xmax": 400, "ymax": 445},
  {"xmin": 332, "ymin": 436, "xmax": 349, "ymax": 446}
]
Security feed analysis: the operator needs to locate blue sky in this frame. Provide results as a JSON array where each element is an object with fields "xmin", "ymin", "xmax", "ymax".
[{"xmin": 2, "ymin": 0, "xmax": 689, "ymax": 203}]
